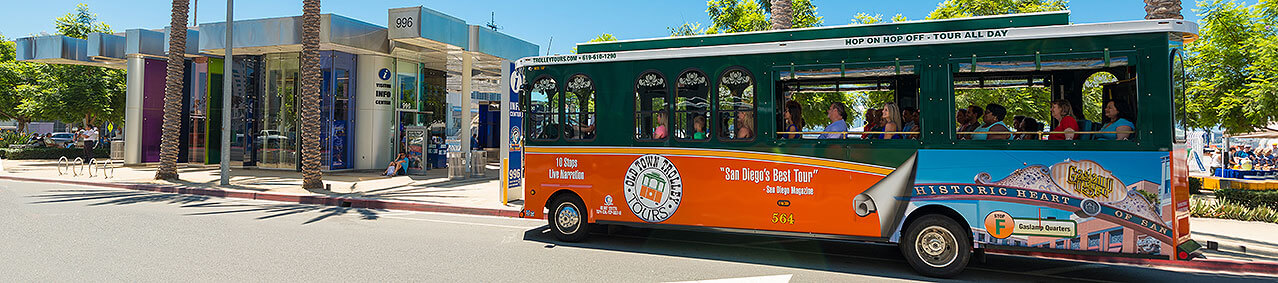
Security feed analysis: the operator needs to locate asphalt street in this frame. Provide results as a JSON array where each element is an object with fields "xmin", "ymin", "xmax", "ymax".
[{"xmin": 1, "ymin": 179, "xmax": 1274, "ymax": 282}]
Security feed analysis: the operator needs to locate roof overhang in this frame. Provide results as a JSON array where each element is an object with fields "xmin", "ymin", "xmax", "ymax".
[
  {"xmin": 520, "ymin": 19, "xmax": 1200, "ymax": 67},
  {"xmin": 198, "ymin": 14, "xmax": 390, "ymax": 56}
]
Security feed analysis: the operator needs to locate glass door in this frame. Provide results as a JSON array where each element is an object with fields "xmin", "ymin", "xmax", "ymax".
[{"xmin": 258, "ymin": 53, "xmax": 300, "ymax": 169}]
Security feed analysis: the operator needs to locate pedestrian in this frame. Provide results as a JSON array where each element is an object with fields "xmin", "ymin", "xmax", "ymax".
[{"xmin": 82, "ymin": 126, "xmax": 99, "ymax": 163}]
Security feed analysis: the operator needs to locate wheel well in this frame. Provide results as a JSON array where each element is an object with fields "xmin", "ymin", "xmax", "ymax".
[
  {"xmin": 902, "ymin": 205, "xmax": 973, "ymax": 243},
  {"xmin": 544, "ymin": 189, "xmax": 582, "ymax": 210}
]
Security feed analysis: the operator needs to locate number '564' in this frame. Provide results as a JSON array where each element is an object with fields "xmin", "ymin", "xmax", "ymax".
[{"xmin": 771, "ymin": 213, "xmax": 794, "ymax": 224}]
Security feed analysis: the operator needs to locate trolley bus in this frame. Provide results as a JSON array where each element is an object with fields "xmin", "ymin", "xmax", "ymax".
[{"xmin": 515, "ymin": 11, "xmax": 1200, "ymax": 277}]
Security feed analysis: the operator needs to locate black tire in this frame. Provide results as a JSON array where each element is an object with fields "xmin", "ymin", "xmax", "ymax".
[
  {"xmin": 548, "ymin": 194, "xmax": 589, "ymax": 242},
  {"xmin": 899, "ymin": 214, "xmax": 971, "ymax": 278}
]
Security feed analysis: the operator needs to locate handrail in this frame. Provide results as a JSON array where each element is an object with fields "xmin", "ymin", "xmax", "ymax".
[
  {"xmin": 954, "ymin": 130, "xmax": 1136, "ymax": 135},
  {"xmin": 776, "ymin": 131, "xmax": 922, "ymax": 134}
]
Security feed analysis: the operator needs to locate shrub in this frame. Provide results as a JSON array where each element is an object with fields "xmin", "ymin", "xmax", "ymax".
[
  {"xmin": 1190, "ymin": 196, "xmax": 1278, "ymax": 224},
  {"xmin": 0, "ymin": 131, "xmax": 33, "ymax": 148},
  {"xmin": 1216, "ymin": 189, "xmax": 1278, "ymax": 209},
  {"xmin": 0, "ymin": 148, "xmax": 109, "ymax": 160}
]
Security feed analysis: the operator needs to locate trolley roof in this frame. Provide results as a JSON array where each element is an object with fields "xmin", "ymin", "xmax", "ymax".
[{"xmin": 520, "ymin": 11, "xmax": 1197, "ymax": 67}]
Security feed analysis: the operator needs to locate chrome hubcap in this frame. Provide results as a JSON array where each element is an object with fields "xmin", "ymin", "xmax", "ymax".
[
  {"xmin": 916, "ymin": 226, "xmax": 958, "ymax": 268},
  {"xmin": 556, "ymin": 203, "xmax": 581, "ymax": 235}
]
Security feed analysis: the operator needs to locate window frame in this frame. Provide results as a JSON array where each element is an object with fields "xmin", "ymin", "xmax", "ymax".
[
  {"xmin": 528, "ymin": 75, "xmax": 562, "ymax": 142},
  {"xmin": 716, "ymin": 66, "xmax": 758, "ymax": 142},
  {"xmin": 563, "ymin": 73, "xmax": 597, "ymax": 142},
  {"xmin": 634, "ymin": 70, "xmax": 671, "ymax": 142},
  {"xmin": 945, "ymin": 50, "xmax": 1142, "ymax": 146},
  {"xmin": 770, "ymin": 60, "xmax": 924, "ymax": 144},
  {"xmin": 674, "ymin": 68, "xmax": 712, "ymax": 142}
]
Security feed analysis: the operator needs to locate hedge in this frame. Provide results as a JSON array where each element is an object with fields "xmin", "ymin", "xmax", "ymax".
[
  {"xmin": 0, "ymin": 148, "xmax": 109, "ymax": 160},
  {"xmin": 1216, "ymin": 189, "xmax": 1278, "ymax": 209}
]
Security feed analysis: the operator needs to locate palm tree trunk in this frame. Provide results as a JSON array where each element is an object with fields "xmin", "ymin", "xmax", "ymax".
[
  {"xmin": 1144, "ymin": 0, "xmax": 1184, "ymax": 20},
  {"xmin": 299, "ymin": 0, "xmax": 324, "ymax": 190},
  {"xmin": 156, "ymin": 0, "xmax": 190, "ymax": 180},
  {"xmin": 770, "ymin": 0, "xmax": 793, "ymax": 30}
]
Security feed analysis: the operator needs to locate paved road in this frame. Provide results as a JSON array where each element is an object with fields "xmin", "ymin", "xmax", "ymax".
[{"xmin": 2, "ymin": 179, "xmax": 1274, "ymax": 282}]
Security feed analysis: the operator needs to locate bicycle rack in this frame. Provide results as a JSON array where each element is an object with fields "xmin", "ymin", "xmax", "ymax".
[
  {"xmin": 57, "ymin": 156, "xmax": 96, "ymax": 177},
  {"xmin": 88, "ymin": 158, "xmax": 114, "ymax": 179}
]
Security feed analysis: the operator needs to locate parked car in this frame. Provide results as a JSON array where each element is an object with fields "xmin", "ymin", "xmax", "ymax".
[{"xmin": 49, "ymin": 132, "xmax": 77, "ymax": 148}]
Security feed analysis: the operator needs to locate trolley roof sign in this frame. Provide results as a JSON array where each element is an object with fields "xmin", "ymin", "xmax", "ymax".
[{"xmin": 517, "ymin": 11, "xmax": 1197, "ymax": 67}]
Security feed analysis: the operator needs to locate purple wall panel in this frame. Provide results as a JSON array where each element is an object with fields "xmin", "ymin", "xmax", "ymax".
[{"xmin": 142, "ymin": 59, "xmax": 166, "ymax": 163}]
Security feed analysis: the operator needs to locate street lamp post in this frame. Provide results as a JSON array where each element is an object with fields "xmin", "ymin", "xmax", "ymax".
[{"xmin": 220, "ymin": 0, "xmax": 233, "ymax": 185}]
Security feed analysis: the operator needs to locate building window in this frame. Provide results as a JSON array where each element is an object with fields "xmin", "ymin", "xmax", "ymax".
[
  {"xmin": 718, "ymin": 67, "xmax": 755, "ymax": 140},
  {"xmin": 530, "ymin": 76, "xmax": 560, "ymax": 140},
  {"xmin": 1108, "ymin": 230, "xmax": 1124, "ymax": 247},
  {"xmin": 675, "ymin": 69, "xmax": 710, "ymax": 141},
  {"xmin": 1070, "ymin": 238, "xmax": 1081, "ymax": 250},
  {"xmin": 564, "ymin": 74, "xmax": 596, "ymax": 141},
  {"xmin": 635, "ymin": 71, "xmax": 669, "ymax": 141},
  {"xmin": 1088, "ymin": 233, "xmax": 1102, "ymax": 249}
]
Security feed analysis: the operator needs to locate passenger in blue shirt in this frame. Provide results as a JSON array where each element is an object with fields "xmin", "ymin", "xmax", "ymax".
[
  {"xmin": 819, "ymin": 102, "xmax": 849, "ymax": 139},
  {"xmin": 1096, "ymin": 100, "xmax": 1136, "ymax": 140}
]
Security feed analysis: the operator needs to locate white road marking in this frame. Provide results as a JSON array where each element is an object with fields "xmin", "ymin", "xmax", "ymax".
[{"xmin": 667, "ymin": 274, "xmax": 792, "ymax": 283}]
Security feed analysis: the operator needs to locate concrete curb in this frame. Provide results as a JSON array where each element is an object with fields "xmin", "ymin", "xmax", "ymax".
[
  {"xmin": 991, "ymin": 249, "xmax": 1278, "ymax": 275},
  {"xmin": 0, "ymin": 175, "xmax": 522, "ymax": 218}
]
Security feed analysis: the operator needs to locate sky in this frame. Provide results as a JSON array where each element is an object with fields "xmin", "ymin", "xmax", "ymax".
[{"xmin": 0, "ymin": 0, "xmax": 1232, "ymax": 56}]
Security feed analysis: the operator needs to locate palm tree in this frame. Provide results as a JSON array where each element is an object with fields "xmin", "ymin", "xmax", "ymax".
[
  {"xmin": 1145, "ymin": 0, "xmax": 1184, "ymax": 20},
  {"xmin": 299, "ymin": 0, "xmax": 324, "ymax": 190},
  {"xmin": 770, "ymin": 0, "xmax": 793, "ymax": 30},
  {"xmin": 156, "ymin": 0, "xmax": 190, "ymax": 180}
]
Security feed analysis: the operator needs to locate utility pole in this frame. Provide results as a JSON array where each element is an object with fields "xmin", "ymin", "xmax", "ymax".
[{"xmin": 220, "ymin": 0, "xmax": 233, "ymax": 185}]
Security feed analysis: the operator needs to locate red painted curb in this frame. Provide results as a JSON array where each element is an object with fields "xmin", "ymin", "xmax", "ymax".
[
  {"xmin": 0, "ymin": 175, "xmax": 522, "ymax": 219},
  {"xmin": 990, "ymin": 249, "xmax": 1278, "ymax": 275}
]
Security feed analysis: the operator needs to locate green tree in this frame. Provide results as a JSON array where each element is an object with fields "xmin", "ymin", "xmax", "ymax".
[
  {"xmin": 54, "ymin": 4, "xmax": 112, "ymax": 40},
  {"xmin": 0, "ymin": 5, "xmax": 126, "ymax": 131},
  {"xmin": 571, "ymin": 33, "xmax": 617, "ymax": 54},
  {"xmin": 1185, "ymin": 0, "xmax": 1278, "ymax": 133},
  {"xmin": 926, "ymin": 0, "xmax": 1069, "ymax": 20},
  {"xmin": 851, "ymin": 13, "xmax": 908, "ymax": 25},
  {"xmin": 0, "ymin": 34, "xmax": 41, "ymax": 131},
  {"xmin": 673, "ymin": 0, "xmax": 822, "ymax": 36}
]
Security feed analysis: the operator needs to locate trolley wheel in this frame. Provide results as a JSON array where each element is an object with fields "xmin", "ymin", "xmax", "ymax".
[
  {"xmin": 900, "ymin": 214, "xmax": 971, "ymax": 278},
  {"xmin": 548, "ymin": 194, "xmax": 589, "ymax": 242}
]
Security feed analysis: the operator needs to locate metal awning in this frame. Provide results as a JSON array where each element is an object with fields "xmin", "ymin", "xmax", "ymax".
[{"xmin": 198, "ymin": 14, "xmax": 390, "ymax": 56}]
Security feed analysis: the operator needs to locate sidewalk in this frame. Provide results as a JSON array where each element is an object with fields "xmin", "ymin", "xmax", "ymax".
[
  {"xmin": 0, "ymin": 159, "xmax": 522, "ymax": 216},
  {"xmin": 1191, "ymin": 217, "xmax": 1278, "ymax": 262}
]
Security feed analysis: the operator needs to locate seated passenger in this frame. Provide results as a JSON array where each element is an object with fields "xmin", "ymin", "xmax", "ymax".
[
  {"xmin": 692, "ymin": 115, "xmax": 708, "ymax": 140},
  {"xmin": 864, "ymin": 108, "xmax": 882, "ymax": 139},
  {"xmin": 973, "ymin": 103, "xmax": 1011, "ymax": 140},
  {"xmin": 955, "ymin": 109, "xmax": 970, "ymax": 139},
  {"xmin": 653, "ymin": 112, "xmax": 668, "ymax": 139},
  {"xmin": 783, "ymin": 100, "xmax": 805, "ymax": 139},
  {"xmin": 1017, "ymin": 117, "xmax": 1042, "ymax": 140},
  {"xmin": 959, "ymin": 105, "xmax": 984, "ymax": 140},
  {"xmin": 881, "ymin": 103, "xmax": 903, "ymax": 139},
  {"xmin": 1097, "ymin": 99, "xmax": 1135, "ymax": 140},
  {"xmin": 1049, "ymin": 99, "xmax": 1079, "ymax": 140},
  {"xmin": 902, "ymin": 107, "xmax": 919, "ymax": 139},
  {"xmin": 736, "ymin": 112, "xmax": 755, "ymax": 139},
  {"xmin": 819, "ymin": 102, "xmax": 849, "ymax": 139}
]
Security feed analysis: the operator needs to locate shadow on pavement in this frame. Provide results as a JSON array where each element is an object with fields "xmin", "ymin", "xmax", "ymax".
[
  {"xmin": 522, "ymin": 225, "xmax": 1278, "ymax": 282},
  {"xmin": 28, "ymin": 188, "xmax": 387, "ymax": 225}
]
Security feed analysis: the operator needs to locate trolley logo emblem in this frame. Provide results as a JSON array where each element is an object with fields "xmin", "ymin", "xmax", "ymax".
[{"xmin": 623, "ymin": 154, "xmax": 682, "ymax": 223}]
